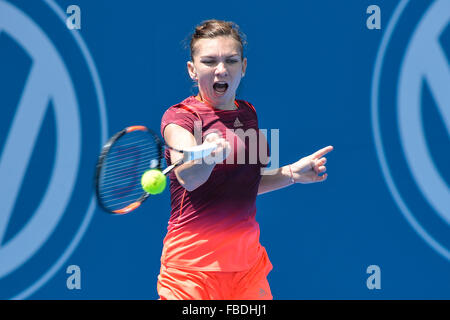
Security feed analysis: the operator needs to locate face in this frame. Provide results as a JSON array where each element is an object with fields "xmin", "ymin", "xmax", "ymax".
[{"xmin": 187, "ymin": 36, "xmax": 247, "ymax": 109}]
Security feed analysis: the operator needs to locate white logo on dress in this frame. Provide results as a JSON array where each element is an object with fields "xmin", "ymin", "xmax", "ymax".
[{"xmin": 234, "ymin": 117, "xmax": 243, "ymax": 127}]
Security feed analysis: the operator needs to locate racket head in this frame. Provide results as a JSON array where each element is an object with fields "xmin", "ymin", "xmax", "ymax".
[{"xmin": 95, "ymin": 125, "xmax": 164, "ymax": 214}]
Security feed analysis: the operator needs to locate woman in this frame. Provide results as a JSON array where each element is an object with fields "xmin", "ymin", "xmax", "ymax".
[{"xmin": 157, "ymin": 19, "xmax": 333, "ymax": 300}]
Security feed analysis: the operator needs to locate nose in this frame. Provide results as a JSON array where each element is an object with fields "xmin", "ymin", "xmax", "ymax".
[{"xmin": 215, "ymin": 62, "xmax": 228, "ymax": 77}]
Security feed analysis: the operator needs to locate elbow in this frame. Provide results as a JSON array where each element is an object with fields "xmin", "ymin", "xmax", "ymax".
[
  {"xmin": 184, "ymin": 184, "xmax": 198, "ymax": 192},
  {"xmin": 175, "ymin": 169, "xmax": 203, "ymax": 192},
  {"xmin": 181, "ymin": 181, "xmax": 203, "ymax": 192},
  {"xmin": 180, "ymin": 177, "xmax": 198, "ymax": 192}
]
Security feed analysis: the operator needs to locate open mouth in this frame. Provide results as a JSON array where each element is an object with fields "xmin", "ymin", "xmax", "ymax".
[{"xmin": 213, "ymin": 82, "xmax": 228, "ymax": 94}]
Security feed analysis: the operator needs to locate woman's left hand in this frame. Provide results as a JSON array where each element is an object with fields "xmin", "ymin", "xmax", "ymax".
[{"xmin": 289, "ymin": 145, "xmax": 334, "ymax": 184}]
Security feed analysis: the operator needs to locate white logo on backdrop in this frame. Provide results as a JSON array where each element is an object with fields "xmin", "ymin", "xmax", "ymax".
[
  {"xmin": 0, "ymin": 0, "xmax": 107, "ymax": 299},
  {"xmin": 372, "ymin": 0, "xmax": 450, "ymax": 260}
]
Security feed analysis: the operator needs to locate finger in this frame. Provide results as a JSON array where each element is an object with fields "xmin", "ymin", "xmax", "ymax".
[
  {"xmin": 220, "ymin": 139, "xmax": 230, "ymax": 150},
  {"xmin": 214, "ymin": 138, "xmax": 226, "ymax": 148},
  {"xmin": 204, "ymin": 132, "xmax": 221, "ymax": 142},
  {"xmin": 312, "ymin": 145, "xmax": 334, "ymax": 159},
  {"xmin": 318, "ymin": 165, "xmax": 326, "ymax": 173},
  {"xmin": 316, "ymin": 173, "xmax": 328, "ymax": 182},
  {"xmin": 217, "ymin": 141, "xmax": 227, "ymax": 151},
  {"xmin": 310, "ymin": 159, "xmax": 317, "ymax": 171},
  {"xmin": 205, "ymin": 132, "xmax": 219, "ymax": 139},
  {"xmin": 314, "ymin": 158, "xmax": 326, "ymax": 170}
]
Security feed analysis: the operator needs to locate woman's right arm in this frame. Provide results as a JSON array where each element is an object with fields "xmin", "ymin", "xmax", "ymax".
[{"xmin": 164, "ymin": 123, "xmax": 230, "ymax": 191}]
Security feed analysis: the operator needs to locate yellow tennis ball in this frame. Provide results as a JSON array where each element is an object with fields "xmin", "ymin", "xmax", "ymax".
[{"xmin": 141, "ymin": 169, "xmax": 166, "ymax": 195}]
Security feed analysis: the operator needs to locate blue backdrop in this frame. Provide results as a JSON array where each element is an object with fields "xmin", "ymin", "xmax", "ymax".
[{"xmin": 0, "ymin": 0, "xmax": 449, "ymax": 299}]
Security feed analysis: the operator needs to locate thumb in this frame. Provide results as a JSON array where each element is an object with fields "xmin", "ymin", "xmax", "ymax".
[{"xmin": 204, "ymin": 132, "xmax": 221, "ymax": 143}]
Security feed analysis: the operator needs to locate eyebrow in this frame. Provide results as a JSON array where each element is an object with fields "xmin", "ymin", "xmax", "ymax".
[{"xmin": 199, "ymin": 54, "xmax": 241, "ymax": 59}]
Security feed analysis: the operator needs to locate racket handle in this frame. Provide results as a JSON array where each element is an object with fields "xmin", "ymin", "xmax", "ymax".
[
  {"xmin": 161, "ymin": 142, "xmax": 217, "ymax": 175},
  {"xmin": 162, "ymin": 158, "xmax": 183, "ymax": 175},
  {"xmin": 183, "ymin": 142, "xmax": 217, "ymax": 161}
]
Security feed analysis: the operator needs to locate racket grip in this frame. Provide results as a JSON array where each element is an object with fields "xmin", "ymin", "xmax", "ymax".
[
  {"xmin": 183, "ymin": 143, "xmax": 217, "ymax": 161},
  {"xmin": 162, "ymin": 158, "xmax": 183, "ymax": 175}
]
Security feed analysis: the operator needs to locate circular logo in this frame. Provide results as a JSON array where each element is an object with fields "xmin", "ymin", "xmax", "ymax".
[
  {"xmin": 0, "ymin": 0, "xmax": 107, "ymax": 298},
  {"xmin": 372, "ymin": 0, "xmax": 450, "ymax": 260}
]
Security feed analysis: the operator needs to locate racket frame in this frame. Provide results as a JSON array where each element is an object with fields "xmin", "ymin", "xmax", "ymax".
[
  {"xmin": 95, "ymin": 125, "xmax": 217, "ymax": 215},
  {"xmin": 95, "ymin": 125, "xmax": 163, "ymax": 214}
]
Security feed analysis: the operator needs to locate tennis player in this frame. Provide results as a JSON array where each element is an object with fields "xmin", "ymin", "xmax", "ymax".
[{"xmin": 157, "ymin": 19, "xmax": 333, "ymax": 300}]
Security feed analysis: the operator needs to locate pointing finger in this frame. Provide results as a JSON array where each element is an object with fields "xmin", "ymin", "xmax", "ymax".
[{"xmin": 312, "ymin": 145, "xmax": 334, "ymax": 159}]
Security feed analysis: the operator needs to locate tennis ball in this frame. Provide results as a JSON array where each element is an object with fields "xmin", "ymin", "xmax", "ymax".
[{"xmin": 141, "ymin": 169, "xmax": 166, "ymax": 194}]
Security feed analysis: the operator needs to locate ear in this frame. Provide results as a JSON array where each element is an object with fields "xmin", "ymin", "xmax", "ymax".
[
  {"xmin": 241, "ymin": 57, "xmax": 247, "ymax": 77},
  {"xmin": 187, "ymin": 61, "xmax": 197, "ymax": 81}
]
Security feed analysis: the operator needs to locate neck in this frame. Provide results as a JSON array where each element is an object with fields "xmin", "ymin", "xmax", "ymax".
[{"xmin": 195, "ymin": 93, "xmax": 236, "ymax": 110}]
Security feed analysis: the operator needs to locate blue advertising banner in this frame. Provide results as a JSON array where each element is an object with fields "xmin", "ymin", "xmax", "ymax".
[{"xmin": 0, "ymin": 0, "xmax": 449, "ymax": 300}]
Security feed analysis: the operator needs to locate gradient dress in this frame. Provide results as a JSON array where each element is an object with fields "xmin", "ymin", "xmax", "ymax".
[{"xmin": 157, "ymin": 96, "xmax": 273, "ymax": 299}]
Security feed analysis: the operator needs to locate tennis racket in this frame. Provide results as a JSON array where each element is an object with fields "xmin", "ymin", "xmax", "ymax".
[{"xmin": 95, "ymin": 125, "xmax": 217, "ymax": 214}]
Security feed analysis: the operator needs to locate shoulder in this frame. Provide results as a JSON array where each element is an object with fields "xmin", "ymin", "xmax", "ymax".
[
  {"xmin": 161, "ymin": 101, "xmax": 202, "ymax": 137},
  {"xmin": 236, "ymin": 99, "xmax": 257, "ymax": 116},
  {"xmin": 162, "ymin": 100, "xmax": 201, "ymax": 119}
]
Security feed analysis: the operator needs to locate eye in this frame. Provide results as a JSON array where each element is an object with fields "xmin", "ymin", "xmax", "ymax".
[
  {"xmin": 226, "ymin": 59, "xmax": 239, "ymax": 64},
  {"xmin": 201, "ymin": 60, "xmax": 216, "ymax": 66}
]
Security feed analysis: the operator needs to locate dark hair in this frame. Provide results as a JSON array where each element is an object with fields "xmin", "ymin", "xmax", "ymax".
[{"xmin": 189, "ymin": 19, "xmax": 247, "ymax": 61}]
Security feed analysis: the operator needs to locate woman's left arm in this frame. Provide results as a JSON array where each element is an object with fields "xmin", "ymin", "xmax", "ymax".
[{"xmin": 257, "ymin": 145, "xmax": 334, "ymax": 195}]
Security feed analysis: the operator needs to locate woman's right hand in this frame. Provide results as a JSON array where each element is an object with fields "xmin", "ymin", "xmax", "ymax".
[{"xmin": 203, "ymin": 132, "xmax": 231, "ymax": 164}]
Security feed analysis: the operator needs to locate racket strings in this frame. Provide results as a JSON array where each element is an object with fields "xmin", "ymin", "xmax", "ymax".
[
  {"xmin": 103, "ymin": 143, "xmax": 157, "ymax": 162},
  {"xmin": 100, "ymin": 176, "xmax": 143, "ymax": 191},
  {"xmin": 102, "ymin": 192, "xmax": 147, "ymax": 207},
  {"xmin": 102, "ymin": 151, "xmax": 158, "ymax": 180},
  {"xmin": 101, "ymin": 151, "xmax": 155, "ymax": 183},
  {"xmin": 98, "ymin": 130, "xmax": 160, "ymax": 211},
  {"xmin": 106, "ymin": 137, "xmax": 151, "ymax": 149},
  {"xmin": 102, "ymin": 189, "xmax": 144, "ymax": 204}
]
